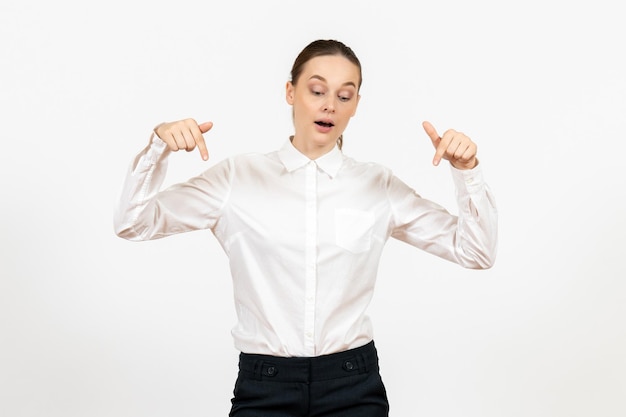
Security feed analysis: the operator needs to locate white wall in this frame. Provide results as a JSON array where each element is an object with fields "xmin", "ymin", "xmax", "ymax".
[{"xmin": 1, "ymin": 1, "xmax": 624, "ymax": 416}]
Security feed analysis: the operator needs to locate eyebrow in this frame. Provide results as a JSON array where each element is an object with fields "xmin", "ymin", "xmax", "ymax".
[{"xmin": 309, "ymin": 75, "xmax": 357, "ymax": 89}]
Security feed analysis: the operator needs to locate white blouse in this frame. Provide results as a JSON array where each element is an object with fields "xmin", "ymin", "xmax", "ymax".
[{"xmin": 114, "ymin": 134, "xmax": 498, "ymax": 357}]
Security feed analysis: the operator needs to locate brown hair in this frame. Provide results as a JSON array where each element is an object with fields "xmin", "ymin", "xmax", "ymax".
[{"xmin": 290, "ymin": 39, "xmax": 362, "ymax": 150}]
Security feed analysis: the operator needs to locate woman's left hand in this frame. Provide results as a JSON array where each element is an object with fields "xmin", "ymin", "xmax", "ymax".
[{"xmin": 422, "ymin": 121, "xmax": 478, "ymax": 170}]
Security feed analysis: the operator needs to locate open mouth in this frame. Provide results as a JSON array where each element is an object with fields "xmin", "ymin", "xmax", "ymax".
[{"xmin": 315, "ymin": 120, "xmax": 335, "ymax": 128}]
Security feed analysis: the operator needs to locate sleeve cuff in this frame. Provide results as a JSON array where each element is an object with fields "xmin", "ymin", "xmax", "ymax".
[
  {"xmin": 142, "ymin": 131, "xmax": 171, "ymax": 165},
  {"xmin": 449, "ymin": 162, "xmax": 486, "ymax": 194}
]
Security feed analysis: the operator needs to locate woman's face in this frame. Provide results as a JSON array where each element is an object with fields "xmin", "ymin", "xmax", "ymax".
[{"xmin": 286, "ymin": 55, "xmax": 360, "ymax": 158}]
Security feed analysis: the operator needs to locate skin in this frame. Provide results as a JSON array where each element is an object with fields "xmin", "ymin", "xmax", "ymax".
[
  {"xmin": 285, "ymin": 55, "xmax": 360, "ymax": 159},
  {"xmin": 154, "ymin": 55, "xmax": 478, "ymax": 170}
]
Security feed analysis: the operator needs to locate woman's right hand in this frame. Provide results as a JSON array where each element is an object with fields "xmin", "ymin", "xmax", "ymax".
[{"xmin": 154, "ymin": 118, "xmax": 213, "ymax": 161}]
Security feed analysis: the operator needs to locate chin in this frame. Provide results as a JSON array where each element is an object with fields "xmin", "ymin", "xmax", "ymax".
[
  {"xmin": 313, "ymin": 137, "xmax": 338, "ymax": 149},
  {"xmin": 318, "ymin": 130, "xmax": 343, "ymax": 143}
]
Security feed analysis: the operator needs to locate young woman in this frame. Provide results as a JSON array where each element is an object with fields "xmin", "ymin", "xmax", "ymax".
[{"xmin": 114, "ymin": 39, "xmax": 497, "ymax": 417}]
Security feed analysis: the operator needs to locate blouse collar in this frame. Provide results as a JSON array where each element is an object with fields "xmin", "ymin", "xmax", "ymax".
[{"xmin": 278, "ymin": 138, "xmax": 344, "ymax": 178}]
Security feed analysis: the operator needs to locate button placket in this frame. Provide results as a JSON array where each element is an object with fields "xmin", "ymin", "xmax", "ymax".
[{"xmin": 303, "ymin": 161, "xmax": 317, "ymax": 356}]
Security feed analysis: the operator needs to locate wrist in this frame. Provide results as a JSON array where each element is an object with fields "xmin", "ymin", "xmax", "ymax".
[{"xmin": 451, "ymin": 157, "xmax": 478, "ymax": 170}]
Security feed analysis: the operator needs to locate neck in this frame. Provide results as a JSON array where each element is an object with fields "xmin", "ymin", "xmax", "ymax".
[{"xmin": 290, "ymin": 136, "xmax": 336, "ymax": 160}]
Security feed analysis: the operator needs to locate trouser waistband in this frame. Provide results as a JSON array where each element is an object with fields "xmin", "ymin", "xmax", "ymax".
[{"xmin": 237, "ymin": 340, "xmax": 379, "ymax": 383}]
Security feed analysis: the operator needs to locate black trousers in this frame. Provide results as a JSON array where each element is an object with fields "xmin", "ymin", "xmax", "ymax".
[{"xmin": 229, "ymin": 341, "xmax": 389, "ymax": 417}]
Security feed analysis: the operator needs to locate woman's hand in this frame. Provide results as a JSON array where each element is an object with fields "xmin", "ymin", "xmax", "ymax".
[
  {"xmin": 422, "ymin": 121, "xmax": 478, "ymax": 170},
  {"xmin": 154, "ymin": 118, "xmax": 213, "ymax": 161}
]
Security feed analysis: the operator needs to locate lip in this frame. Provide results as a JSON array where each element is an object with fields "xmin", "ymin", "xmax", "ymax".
[
  {"xmin": 314, "ymin": 118, "xmax": 335, "ymax": 133},
  {"xmin": 315, "ymin": 118, "xmax": 335, "ymax": 126}
]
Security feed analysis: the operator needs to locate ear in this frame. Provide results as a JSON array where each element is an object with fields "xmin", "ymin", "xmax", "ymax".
[{"xmin": 285, "ymin": 81, "xmax": 295, "ymax": 105}]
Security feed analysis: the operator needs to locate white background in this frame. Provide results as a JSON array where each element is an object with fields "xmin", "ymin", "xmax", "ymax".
[{"xmin": 1, "ymin": 1, "xmax": 624, "ymax": 416}]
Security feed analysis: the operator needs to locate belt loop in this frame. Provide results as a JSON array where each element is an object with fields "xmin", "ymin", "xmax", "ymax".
[
  {"xmin": 359, "ymin": 352, "xmax": 368, "ymax": 374},
  {"xmin": 253, "ymin": 359, "xmax": 263, "ymax": 381}
]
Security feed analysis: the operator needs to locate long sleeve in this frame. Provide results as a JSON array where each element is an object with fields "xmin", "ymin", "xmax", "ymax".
[
  {"xmin": 113, "ymin": 133, "xmax": 232, "ymax": 241},
  {"xmin": 388, "ymin": 163, "xmax": 498, "ymax": 269},
  {"xmin": 111, "ymin": 138, "xmax": 499, "ymax": 356}
]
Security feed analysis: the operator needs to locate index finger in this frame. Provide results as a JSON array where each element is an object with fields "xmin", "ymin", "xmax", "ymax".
[
  {"xmin": 422, "ymin": 121, "xmax": 441, "ymax": 145},
  {"xmin": 194, "ymin": 121, "xmax": 213, "ymax": 161},
  {"xmin": 423, "ymin": 121, "xmax": 446, "ymax": 166},
  {"xmin": 195, "ymin": 132, "xmax": 209, "ymax": 161}
]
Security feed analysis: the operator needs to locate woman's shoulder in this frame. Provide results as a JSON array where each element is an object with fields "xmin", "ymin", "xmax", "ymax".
[{"xmin": 342, "ymin": 154, "xmax": 393, "ymax": 177}]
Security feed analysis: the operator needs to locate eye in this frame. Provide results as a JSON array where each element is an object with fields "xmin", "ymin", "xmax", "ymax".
[
  {"xmin": 311, "ymin": 88, "xmax": 325, "ymax": 96},
  {"xmin": 338, "ymin": 91, "xmax": 355, "ymax": 102}
]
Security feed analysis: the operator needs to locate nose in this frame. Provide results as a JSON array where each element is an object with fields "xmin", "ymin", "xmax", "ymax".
[{"xmin": 323, "ymin": 97, "xmax": 336, "ymax": 113}]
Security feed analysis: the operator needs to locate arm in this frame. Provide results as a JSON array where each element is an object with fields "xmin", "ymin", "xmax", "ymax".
[
  {"xmin": 389, "ymin": 122, "xmax": 498, "ymax": 269},
  {"xmin": 113, "ymin": 119, "xmax": 230, "ymax": 241}
]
